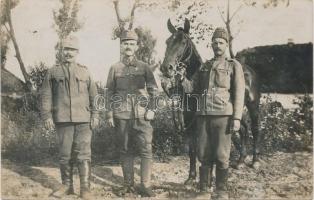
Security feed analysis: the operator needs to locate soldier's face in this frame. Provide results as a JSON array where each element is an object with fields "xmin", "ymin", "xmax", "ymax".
[
  {"xmin": 212, "ymin": 38, "xmax": 228, "ymax": 57},
  {"xmin": 121, "ymin": 40, "xmax": 138, "ymax": 57},
  {"xmin": 63, "ymin": 47, "xmax": 79, "ymax": 63}
]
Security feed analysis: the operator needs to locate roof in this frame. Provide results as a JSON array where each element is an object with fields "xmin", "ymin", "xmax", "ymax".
[
  {"xmin": 1, "ymin": 67, "xmax": 27, "ymax": 95},
  {"xmin": 236, "ymin": 43, "xmax": 313, "ymax": 93}
]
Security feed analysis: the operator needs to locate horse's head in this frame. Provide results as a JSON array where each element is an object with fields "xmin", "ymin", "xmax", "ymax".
[{"xmin": 160, "ymin": 18, "xmax": 192, "ymax": 79}]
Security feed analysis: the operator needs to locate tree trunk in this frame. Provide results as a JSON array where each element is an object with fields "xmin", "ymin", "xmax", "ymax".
[
  {"xmin": 226, "ymin": 22, "xmax": 234, "ymax": 58},
  {"xmin": 6, "ymin": 0, "xmax": 31, "ymax": 90},
  {"xmin": 226, "ymin": 0, "xmax": 235, "ymax": 58}
]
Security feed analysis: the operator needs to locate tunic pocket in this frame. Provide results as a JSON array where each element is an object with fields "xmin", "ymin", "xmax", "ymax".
[
  {"xmin": 215, "ymin": 69, "xmax": 230, "ymax": 88},
  {"xmin": 115, "ymin": 72, "xmax": 129, "ymax": 90},
  {"xmin": 52, "ymin": 76, "xmax": 66, "ymax": 92},
  {"xmin": 76, "ymin": 75, "xmax": 89, "ymax": 93},
  {"xmin": 205, "ymin": 91, "xmax": 229, "ymax": 111}
]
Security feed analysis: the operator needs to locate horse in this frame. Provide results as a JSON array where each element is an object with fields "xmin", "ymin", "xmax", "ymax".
[{"xmin": 160, "ymin": 18, "xmax": 261, "ymax": 184}]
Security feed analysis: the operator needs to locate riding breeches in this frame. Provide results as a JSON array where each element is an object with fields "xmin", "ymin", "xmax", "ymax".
[
  {"xmin": 56, "ymin": 122, "xmax": 92, "ymax": 165},
  {"xmin": 114, "ymin": 118, "xmax": 153, "ymax": 159},
  {"xmin": 196, "ymin": 115, "xmax": 232, "ymax": 169}
]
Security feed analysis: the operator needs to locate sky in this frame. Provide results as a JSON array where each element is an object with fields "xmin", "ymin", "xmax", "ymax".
[{"xmin": 3, "ymin": 0, "xmax": 313, "ymax": 84}]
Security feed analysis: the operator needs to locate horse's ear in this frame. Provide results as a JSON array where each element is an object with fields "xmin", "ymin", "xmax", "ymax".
[
  {"xmin": 167, "ymin": 19, "xmax": 176, "ymax": 34},
  {"xmin": 183, "ymin": 18, "xmax": 190, "ymax": 34}
]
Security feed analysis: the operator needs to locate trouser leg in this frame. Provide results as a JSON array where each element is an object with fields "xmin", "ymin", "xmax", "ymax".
[
  {"xmin": 196, "ymin": 116, "xmax": 213, "ymax": 192},
  {"xmin": 73, "ymin": 123, "xmax": 92, "ymax": 162},
  {"xmin": 73, "ymin": 123, "xmax": 93, "ymax": 199},
  {"xmin": 53, "ymin": 123, "xmax": 75, "ymax": 197},
  {"xmin": 56, "ymin": 123, "xmax": 74, "ymax": 165},
  {"xmin": 209, "ymin": 116, "xmax": 231, "ymax": 199},
  {"xmin": 115, "ymin": 119, "xmax": 135, "ymax": 191},
  {"xmin": 133, "ymin": 118, "xmax": 155, "ymax": 197}
]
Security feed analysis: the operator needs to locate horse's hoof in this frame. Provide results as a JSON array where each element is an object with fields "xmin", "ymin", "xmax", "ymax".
[
  {"xmin": 184, "ymin": 177, "xmax": 195, "ymax": 185},
  {"xmin": 252, "ymin": 161, "xmax": 261, "ymax": 170}
]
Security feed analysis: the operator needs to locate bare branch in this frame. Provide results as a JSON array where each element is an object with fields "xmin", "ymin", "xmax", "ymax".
[
  {"xmin": 5, "ymin": 0, "xmax": 31, "ymax": 87},
  {"xmin": 217, "ymin": 6, "xmax": 226, "ymax": 24},
  {"xmin": 230, "ymin": 4, "xmax": 243, "ymax": 22},
  {"xmin": 113, "ymin": 0, "xmax": 123, "ymax": 24},
  {"xmin": 128, "ymin": 0, "xmax": 139, "ymax": 30},
  {"xmin": 3, "ymin": 24, "xmax": 11, "ymax": 37},
  {"xmin": 227, "ymin": 0, "xmax": 230, "ymax": 22}
]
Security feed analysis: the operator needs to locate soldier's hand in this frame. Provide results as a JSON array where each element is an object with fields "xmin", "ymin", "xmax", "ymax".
[
  {"xmin": 90, "ymin": 117, "xmax": 99, "ymax": 130},
  {"xmin": 232, "ymin": 119, "xmax": 241, "ymax": 132},
  {"xmin": 107, "ymin": 118, "xmax": 115, "ymax": 128},
  {"xmin": 145, "ymin": 110, "xmax": 155, "ymax": 121},
  {"xmin": 176, "ymin": 64, "xmax": 187, "ymax": 81},
  {"xmin": 44, "ymin": 118, "xmax": 55, "ymax": 131}
]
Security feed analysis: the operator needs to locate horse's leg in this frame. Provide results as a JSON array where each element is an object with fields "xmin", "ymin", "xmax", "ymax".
[
  {"xmin": 248, "ymin": 101, "xmax": 261, "ymax": 169},
  {"xmin": 236, "ymin": 120, "xmax": 248, "ymax": 169},
  {"xmin": 184, "ymin": 130, "xmax": 197, "ymax": 185}
]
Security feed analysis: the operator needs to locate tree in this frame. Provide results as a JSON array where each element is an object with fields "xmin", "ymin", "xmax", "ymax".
[
  {"xmin": 53, "ymin": 0, "xmax": 81, "ymax": 64},
  {"xmin": 29, "ymin": 62, "xmax": 49, "ymax": 91},
  {"xmin": 218, "ymin": 0, "xmax": 291, "ymax": 58},
  {"xmin": 0, "ymin": 26, "xmax": 10, "ymax": 67},
  {"xmin": 111, "ymin": 0, "xmax": 159, "ymax": 69},
  {"xmin": 1, "ymin": 0, "xmax": 32, "ymax": 90},
  {"xmin": 168, "ymin": 0, "xmax": 291, "ymax": 58},
  {"xmin": 112, "ymin": 0, "xmax": 138, "ymax": 39}
]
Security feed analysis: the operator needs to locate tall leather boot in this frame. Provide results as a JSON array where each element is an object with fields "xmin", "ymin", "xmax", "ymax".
[
  {"xmin": 78, "ymin": 160, "xmax": 92, "ymax": 200},
  {"xmin": 215, "ymin": 168, "xmax": 229, "ymax": 200},
  {"xmin": 196, "ymin": 165, "xmax": 212, "ymax": 199},
  {"xmin": 120, "ymin": 155, "xmax": 135, "ymax": 194},
  {"xmin": 52, "ymin": 162, "xmax": 74, "ymax": 197},
  {"xmin": 199, "ymin": 166, "xmax": 209, "ymax": 192},
  {"xmin": 139, "ymin": 158, "xmax": 155, "ymax": 197}
]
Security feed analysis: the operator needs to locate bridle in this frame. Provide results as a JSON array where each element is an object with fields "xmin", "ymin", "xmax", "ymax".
[
  {"xmin": 172, "ymin": 32, "xmax": 193, "ymax": 76},
  {"xmin": 167, "ymin": 32, "xmax": 196, "ymax": 133}
]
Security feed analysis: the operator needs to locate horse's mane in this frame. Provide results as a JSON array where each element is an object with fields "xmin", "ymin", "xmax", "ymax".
[{"xmin": 184, "ymin": 34, "xmax": 203, "ymax": 80}]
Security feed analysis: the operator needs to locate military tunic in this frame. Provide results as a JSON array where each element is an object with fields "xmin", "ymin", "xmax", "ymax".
[
  {"xmin": 182, "ymin": 56, "xmax": 245, "ymax": 169},
  {"xmin": 41, "ymin": 63, "xmax": 98, "ymax": 163},
  {"xmin": 106, "ymin": 58, "xmax": 158, "ymax": 159}
]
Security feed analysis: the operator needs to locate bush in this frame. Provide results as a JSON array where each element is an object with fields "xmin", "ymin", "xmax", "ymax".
[
  {"xmin": 1, "ymin": 109, "xmax": 58, "ymax": 164},
  {"xmin": 2, "ymin": 86, "xmax": 312, "ymax": 164},
  {"xmin": 260, "ymin": 94, "xmax": 313, "ymax": 153},
  {"xmin": 152, "ymin": 108, "xmax": 185, "ymax": 161}
]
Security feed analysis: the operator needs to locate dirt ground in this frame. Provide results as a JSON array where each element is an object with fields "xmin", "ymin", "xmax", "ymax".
[{"xmin": 1, "ymin": 151, "xmax": 313, "ymax": 200}]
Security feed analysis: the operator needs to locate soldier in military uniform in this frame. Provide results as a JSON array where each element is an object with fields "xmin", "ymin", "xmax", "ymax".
[
  {"xmin": 105, "ymin": 30, "xmax": 158, "ymax": 197},
  {"xmin": 178, "ymin": 28, "xmax": 245, "ymax": 199},
  {"xmin": 41, "ymin": 35, "xmax": 99, "ymax": 199}
]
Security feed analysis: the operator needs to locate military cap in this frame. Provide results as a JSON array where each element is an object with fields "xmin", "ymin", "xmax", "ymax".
[
  {"xmin": 120, "ymin": 30, "xmax": 138, "ymax": 41},
  {"xmin": 212, "ymin": 27, "xmax": 229, "ymax": 42},
  {"xmin": 62, "ymin": 35, "xmax": 79, "ymax": 50}
]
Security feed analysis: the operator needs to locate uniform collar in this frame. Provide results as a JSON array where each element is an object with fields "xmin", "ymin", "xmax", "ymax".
[
  {"xmin": 122, "ymin": 56, "xmax": 137, "ymax": 67},
  {"xmin": 63, "ymin": 62, "xmax": 77, "ymax": 68},
  {"xmin": 213, "ymin": 54, "xmax": 227, "ymax": 62}
]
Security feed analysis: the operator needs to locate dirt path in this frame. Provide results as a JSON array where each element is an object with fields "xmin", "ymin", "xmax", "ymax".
[{"xmin": 1, "ymin": 151, "xmax": 312, "ymax": 199}]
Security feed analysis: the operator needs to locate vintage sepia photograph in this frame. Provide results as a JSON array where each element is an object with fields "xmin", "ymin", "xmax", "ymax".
[{"xmin": 1, "ymin": 0, "xmax": 313, "ymax": 199}]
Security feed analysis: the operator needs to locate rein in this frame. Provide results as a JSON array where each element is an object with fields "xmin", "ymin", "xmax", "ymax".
[{"xmin": 170, "ymin": 33, "xmax": 197, "ymax": 133}]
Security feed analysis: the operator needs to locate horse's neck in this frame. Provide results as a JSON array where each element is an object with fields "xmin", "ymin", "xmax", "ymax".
[{"xmin": 186, "ymin": 44, "xmax": 202, "ymax": 79}]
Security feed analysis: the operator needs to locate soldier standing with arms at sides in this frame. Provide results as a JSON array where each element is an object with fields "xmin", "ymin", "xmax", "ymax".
[
  {"xmin": 179, "ymin": 27, "xmax": 245, "ymax": 200},
  {"xmin": 106, "ymin": 30, "xmax": 158, "ymax": 197},
  {"xmin": 41, "ymin": 35, "xmax": 99, "ymax": 199}
]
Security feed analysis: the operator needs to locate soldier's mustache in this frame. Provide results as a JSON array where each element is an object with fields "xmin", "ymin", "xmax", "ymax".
[{"xmin": 65, "ymin": 54, "xmax": 73, "ymax": 58}]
